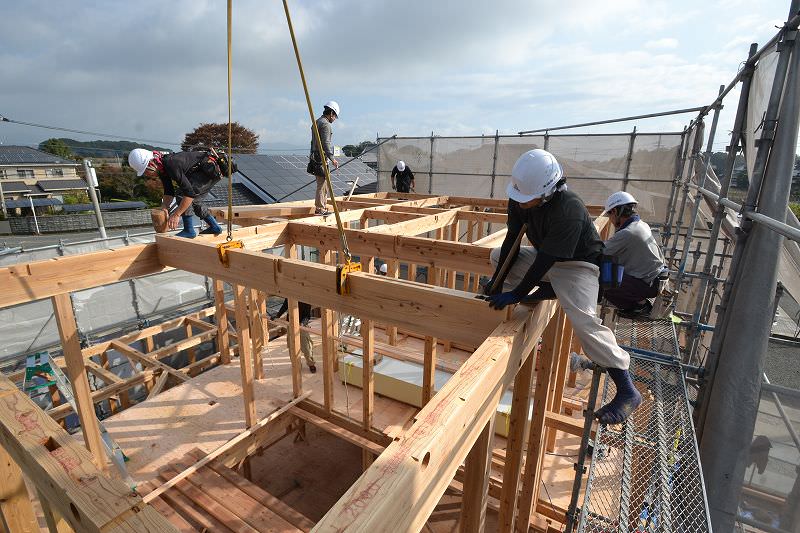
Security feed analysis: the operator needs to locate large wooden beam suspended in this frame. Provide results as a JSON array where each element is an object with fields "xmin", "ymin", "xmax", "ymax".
[
  {"xmin": 155, "ymin": 235, "xmax": 503, "ymax": 347},
  {"xmin": 313, "ymin": 301, "xmax": 558, "ymax": 532}
]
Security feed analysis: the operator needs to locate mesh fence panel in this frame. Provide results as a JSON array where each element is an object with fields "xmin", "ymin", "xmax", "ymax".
[{"xmin": 378, "ymin": 133, "xmax": 682, "ymax": 218}]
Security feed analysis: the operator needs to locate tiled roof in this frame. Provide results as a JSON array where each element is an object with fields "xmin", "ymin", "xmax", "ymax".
[
  {"xmin": 0, "ymin": 181, "xmax": 33, "ymax": 192},
  {"xmin": 205, "ymin": 182, "xmax": 266, "ymax": 207},
  {"xmin": 0, "ymin": 146, "xmax": 76, "ymax": 165}
]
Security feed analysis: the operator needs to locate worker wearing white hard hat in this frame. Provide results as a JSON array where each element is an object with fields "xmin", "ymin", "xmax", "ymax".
[
  {"xmin": 307, "ymin": 100, "xmax": 340, "ymax": 215},
  {"xmin": 377, "ymin": 263, "xmax": 388, "ymax": 275},
  {"xmin": 485, "ymin": 149, "xmax": 641, "ymax": 425},
  {"xmin": 128, "ymin": 147, "xmax": 229, "ymax": 238},
  {"xmin": 601, "ymin": 191, "xmax": 666, "ymax": 317},
  {"xmin": 391, "ymin": 160, "xmax": 415, "ymax": 193}
]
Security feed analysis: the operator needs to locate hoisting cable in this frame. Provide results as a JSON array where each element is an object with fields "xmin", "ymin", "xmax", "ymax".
[
  {"xmin": 217, "ymin": 0, "xmax": 245, "ymax": 265},
  {"xmin": 282, "ymin": 0, "xmax": 360, "ymax": 294}
]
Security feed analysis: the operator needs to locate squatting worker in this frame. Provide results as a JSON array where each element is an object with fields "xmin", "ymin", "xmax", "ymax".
[
  {"xmin": 601, "ymin": 191, "xmax": 666, "ymax": 317},
  {"xmin": 485, "ymin": 149, "xmax": 641, "ymax": 425},
  {"xmin": 128, "ymin": 148, "xmax": 224, "ymax": 238},
  {"xmin": 308, "ymin": 100, "xmax": 340, "ymax": 216},
  {"xmin": 391, "ymin": 160, "xmax": 415, "ymax": 193}
]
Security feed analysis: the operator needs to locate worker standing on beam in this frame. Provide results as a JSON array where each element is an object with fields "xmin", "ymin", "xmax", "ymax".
[
  {"xmin": 391, "ymin": 160, "xmax": 415, "ymax": 193},
  {"xmin": 600, "ymin": 191, "xmax": 667, "ymax": 318},
  {"xmin": 129, "ymin": 148, "xmax": 227, "ymax": 238},
  {"xmin": 307, "ymin": 101, "xmax": 340, "ymax": 216},
  {"xmin": 484, "ymin": 149, "xmax": 641, "ymax": 424}
]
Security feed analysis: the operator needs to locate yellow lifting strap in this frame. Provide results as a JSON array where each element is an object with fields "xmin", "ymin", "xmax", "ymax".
[{"xmin": 282, "ymin": 0, "xmax": 360, "ymax": 295}]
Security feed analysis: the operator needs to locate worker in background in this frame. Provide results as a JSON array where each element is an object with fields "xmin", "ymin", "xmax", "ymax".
[
  {"xmin": 391, "ymin": 160, "xmax": 415, "ymax": 193},
  {"xmin": 271, "ymin": 299, "xmax": 317, "ymax": 373},
  {"xmin": 129, "ymin": 148, "xmax": 224, "ymax": 238},
  {"xmin": 484, "ymin": 149, "xmax": 641, "ymax": 425},
  {"xmin": 307, "ymin": 101, "xmax": 340, "ymax": 216},
  {"xmin": 377, "ymin": 263, "xmax": 388, "ymax": 276},
  {"xmin": 601, "ymin": 191, "xmax": 666, "ymax": 318}
]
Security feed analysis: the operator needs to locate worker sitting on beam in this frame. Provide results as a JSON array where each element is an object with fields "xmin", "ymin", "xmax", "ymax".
[
  {"xmin": 600, "ymin": 191, "xmax": 667, "ymax": 319},
  {"xmin": 129, "ymin": 147, "xmax": 226, "ymax": 238},
  {"xmin": 484, "ymin": 149, "xmax": 642, "ymax": 425}
]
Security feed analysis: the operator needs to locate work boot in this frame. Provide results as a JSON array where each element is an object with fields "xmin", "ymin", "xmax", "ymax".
[
  {"xmin": 308, "ymin": 363, "xmax": 317, "ymax": 374},
  {"xmin": 176, "ymin": 214, "xmax": 197, "ymax": 238},
  {"xmin": 199, "ymin": 215, "xmax": 223, "ymax": 235},
  {"xmin": 594, "ymin": 368, "xmax": 642, "ymax": 425}
]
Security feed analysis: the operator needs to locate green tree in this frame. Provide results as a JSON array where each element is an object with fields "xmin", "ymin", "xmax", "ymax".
[
  {"xmin": 342, "ymin": 144, "xmax": 359, "ymax": 157},
  {"xmin": 181, "ymin": 122, "xmax": 259, "ymax": 153},
  {"xmin": 38, "ymin": 138, "xmax": 73, "ymax": 159},
  {"xmin": 97, "ymin": 163, "xmax": 137, "ymax": 200}
]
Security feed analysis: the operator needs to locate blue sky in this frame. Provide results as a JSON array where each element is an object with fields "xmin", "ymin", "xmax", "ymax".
[{"xmin": 0, "ymin": 0, "xmax": 792, "ymax": 153}]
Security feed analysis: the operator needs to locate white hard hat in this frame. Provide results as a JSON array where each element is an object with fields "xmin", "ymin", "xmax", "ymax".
[
  {"xmin": 397, "ymin": 160, "xmax": 406, "ymax": 171},
  {"xmin": 507, "ymin": 149, "xmax": 563, "ymax": 203},
  {"xmin": 379, "ymin": 263, "xmax": 388, "ymax": 273},
  {"xmin": 128, "ymin": 148, "xmax": 154, "ymax": 177},
  {"xmin": 603, "ymin": 191, "xmax": 637, "ymax": 215},
  {"xmin": 324, "ymin": 100, "xmax": 340, "ymax": 117}
]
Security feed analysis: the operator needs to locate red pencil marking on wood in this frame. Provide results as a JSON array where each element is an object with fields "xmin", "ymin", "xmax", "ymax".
[
  {"xmin": 50, "ymin": 447, "xmax": 81, "ymax": 473},
  {"xmin": 16, "ymin": 410, "xmax": 39, "ymax": 431}
]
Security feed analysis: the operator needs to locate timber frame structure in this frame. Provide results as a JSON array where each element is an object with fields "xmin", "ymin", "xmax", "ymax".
[{"xmin": 0, "ymin": 192, "xmax": 610, "ymax": 533}]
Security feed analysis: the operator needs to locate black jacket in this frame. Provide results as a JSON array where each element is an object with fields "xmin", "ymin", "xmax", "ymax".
[{"xmin": 160, "ymin": 151, "xmax": 221, "ymax": 198}]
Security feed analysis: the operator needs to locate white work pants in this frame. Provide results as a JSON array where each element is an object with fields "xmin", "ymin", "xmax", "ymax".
[{"xmin": 490, "ymin": 246, "xmax": 630, "ymax": 370}]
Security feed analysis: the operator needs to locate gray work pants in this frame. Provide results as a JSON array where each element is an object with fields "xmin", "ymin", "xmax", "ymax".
[
  {"xmin": 314, "ymin": 175, "xmax": 328, "ymax": 211},
  {"xmin": 490, "ymin": 246, "xmax": 630, "ymax": 370}
]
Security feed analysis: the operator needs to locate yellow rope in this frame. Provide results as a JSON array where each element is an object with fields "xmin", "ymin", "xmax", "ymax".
[
  {"xmin": 225, "ymin": 0, "xmax": 234, "ymax": 242},
  {"xmin": 281, "ymin": 0, "xmax": 352, "ymax": 262}
]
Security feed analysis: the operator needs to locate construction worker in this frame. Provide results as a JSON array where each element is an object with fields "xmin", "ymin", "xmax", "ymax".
[
  {"xmin": 391, "ymin": 161, "xmax": 415, "ymax": 193},
  {"xmin": 601, "ymin": 191, "xmax": 666, "ymax": 318},
  {"xmin": 377, "ymin": 263, "xmax": 388, "ymax": 276},
  {"xmin": 272, "ymin": 299, "xmax": 317, "ymax": 373},
  {"xmin": 308, "ymin": 101, "xmax": 340, "ymax": 216},
  {"xmin": 128, "ymin": 148, "xmax": 224, "ymax": 238},
  {"xmin": 484, "ymin": 149, "xmax": 641, "ymax": 425}
]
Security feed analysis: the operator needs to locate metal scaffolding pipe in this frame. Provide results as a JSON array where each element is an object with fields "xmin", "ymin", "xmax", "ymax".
[
  {"xmin": 668, "ymin": 121, "xmax": 705, "ymax": 265},
  {"xmin": 700, "ymin": 3, "xmax": 800, "ymax": 529},
  {"xmin": 517, "ymin": 106, "xmax": 705, "ymax": 134}
]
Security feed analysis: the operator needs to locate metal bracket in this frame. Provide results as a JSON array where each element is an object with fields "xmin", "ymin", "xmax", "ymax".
[
  {"xmin": 217, "ymin": 240, "xmax": 244, "ymax": 267},
  {"xmin": 336, "ymin": 261, "xmax": 362, "ymax": 295}
]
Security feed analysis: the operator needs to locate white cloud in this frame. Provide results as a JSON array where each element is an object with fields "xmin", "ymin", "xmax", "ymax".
[{"xmin": 645, "ymin": 38, "xmax": 679, "ymax": 49}]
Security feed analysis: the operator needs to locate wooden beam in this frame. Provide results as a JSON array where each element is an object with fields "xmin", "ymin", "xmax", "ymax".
[
  {"xmin": 497, "ymin": 344, "xmax": 536, "ymax": 531},
  {"xmin": 155, "ymin": 234, "xmax": 503, "ymax": 347},
  {"xmin": 142, "ymin": 392, "xmax": 310, "ymax": 504},
  {"xmin": 313, "ymin": 301, "xmax": 558, "ymax": 532},
  {"xmin": 365, "ymin": 208, "xmax": 461, "ymax": 236},
  {"xmin": 0, "ymin": 245, "xmax": 167, "ymax": 309},
  {"xmin": 296, "ymin": 400, "xmax": 393, "ymax": 448},
  {"xmin": 284, "ymin": 243, "xmax": 303, "ymax": 397},
  {"xmin": 47, "ymin": 369, "xmax": 156, "ymax": 421},
  {"xmin": 51, "ymin": 293, "xmax": 106, "ymax": 471},
  {"xmin": 459, "ymin": 417, "xmax": 495, "ymax": 533},
  {"xmin": 109, "ymin": 341, "xmax": 189, "ymax": 383},
  {"xmin": 386, "ymin": 259, "xmax": 399, "ymax": 345},
  {"xmin": 362, "ymin": 319, "xmax": 375, "ymax": 470},
  {"xmin": 233, "ymin": 285, "xmax": 257, "ymax": 428},
  {"xmin": 289, "ymin": 407, "xmax": 385, "ymax": 457},
  {"xmin": 0, "ymin": 376, "xmax": 179, "ymax": 533},
  {"xmin": 320, "ymin": 250, "xmax": 336, "ymax": 412}
]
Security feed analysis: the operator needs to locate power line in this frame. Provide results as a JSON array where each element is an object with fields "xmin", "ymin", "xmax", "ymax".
[{"xmin": 0, "ymin": 114, "xmax": 180, "ymax": 147}]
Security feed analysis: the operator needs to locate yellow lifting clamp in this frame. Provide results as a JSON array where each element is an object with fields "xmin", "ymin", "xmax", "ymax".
[
  {"xmin": 217, "ymin": 240, "xmax": 244, "ymax": 267},
  {"xmin": 336, "ymin": 260, "xmax": 362, "ymax": 295}
]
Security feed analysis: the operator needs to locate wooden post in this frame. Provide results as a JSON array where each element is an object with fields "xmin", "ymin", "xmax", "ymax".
[
  {"xmin": 422, "ymin": 336, "xmax": 437, "ymax": 405},
  {"xmin": 0, "ymin": 446, "xmax": 38, "ymax": 533},
  {"xmin": 361, "ymin": 319, "xmax": 375, "ymax": 470},
  {"xmin": 547, "ymin": 315, "xmax": 573, "ymax": 452},
  {"xmin": 515, "ymin": 313, "xmax": 561, "ymax": 532},
  {"xmin": 497, "ymin": 345, "xmax": 535, "ymax": 531},
  {"xmin": 183, "ymin": 321, "xmax": 196, "ymax": 367},
  {"xmin": 51, "ymin": 293, "xmax": 106, "ymax": 471},
  {"xmin": 459, "ymin": 417, "xmax": 496, "ymax": 533},
  {"xmin": 214, "ymin": 279, "xmax": 231, "ymax": 364},
  {"xmin": 387, "ymin": 259, "xmax": 399, "ymax": 346},
  {"xmin": 249, "ymin": 288, "xmax": 264, "ymax": 380},
  {"xmin": 285, "ymin": 243, "xmax": 303, "ymax": 398},
  {"xmin": 321, "ymin": 250, "xmax": 336, "ymax": 412},
  {"xmin": 232, "ymin": 284, "xmax": 256, "ymax": 428}
]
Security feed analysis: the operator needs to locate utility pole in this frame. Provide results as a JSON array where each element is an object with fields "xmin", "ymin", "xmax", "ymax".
[{"xmin": 82, "ymin": 159, "xmax": 107, "ymax": 239}]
